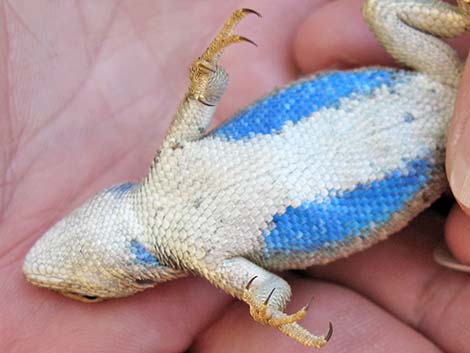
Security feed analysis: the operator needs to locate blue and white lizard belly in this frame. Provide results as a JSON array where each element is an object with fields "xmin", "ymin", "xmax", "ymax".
[{"xmin": 149, "ymin": 68, "xmax": 454, "ymax": 271}]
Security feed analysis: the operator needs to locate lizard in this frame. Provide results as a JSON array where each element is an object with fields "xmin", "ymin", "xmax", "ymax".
[{"xmin": 21, "ymin": 0, "xmax": 470, "ymax": 348}]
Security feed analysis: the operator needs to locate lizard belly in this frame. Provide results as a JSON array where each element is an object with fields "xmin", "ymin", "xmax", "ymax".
[{"xmin": 162, "ymin": 68, "xmax": 455, "ymax": 270}]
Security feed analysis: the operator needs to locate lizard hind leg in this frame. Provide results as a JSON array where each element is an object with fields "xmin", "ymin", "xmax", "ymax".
[
  {"xmin": 363, "ymin": 0, "xmax": 470, "ymax": 86},
  {"xmin": 189, "ymin": 8, "xmax": 260, "ymax": 106},
  {"xmin": 161, "ymin": 9, "xmax": 260, "ymax": 149}
]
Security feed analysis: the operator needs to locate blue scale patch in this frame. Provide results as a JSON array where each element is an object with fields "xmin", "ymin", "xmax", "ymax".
[
  {"xmin": 213, "ymin": 69, "xmax": 410, "ymax": 140},
  {"xmin": 262, "ymin": 158, "xmax": 433, "ymax": 256},
  {"xmin": 130, "ymin": 240, "xmax": 160, "ymax": 267},
  {"xmin": 108, "ymin": 182, "xmax": 135, "ymax": 196},
  {"xmin": 404, "ymin": 112, "xmax": 415, "ymax": 123}
]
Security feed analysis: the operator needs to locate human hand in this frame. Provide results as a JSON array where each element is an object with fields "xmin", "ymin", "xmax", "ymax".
[
  {"xmin": 0, "ymin": 1, "xmax": 332, "ymax": 352},
  {"xmin": 2, "ymin": 1, "xmax": 469, "ymax": 353},
  {"xmin": 444, "ymin": 48, "xmax": 470, "ymax": 266}
]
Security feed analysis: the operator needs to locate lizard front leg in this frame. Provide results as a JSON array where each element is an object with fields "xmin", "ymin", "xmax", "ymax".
[{"xmin": 208, "ymin": 257, "xmax": 333, "ymax": 348}]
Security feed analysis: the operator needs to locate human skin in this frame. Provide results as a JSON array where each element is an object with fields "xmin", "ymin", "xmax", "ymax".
[{"xmin": 0, "ymin": 1, "xmax": 469, "ymax": 352}]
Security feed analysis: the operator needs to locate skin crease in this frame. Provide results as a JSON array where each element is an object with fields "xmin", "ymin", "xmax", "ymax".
[{"xmin": 0, "ymin": 0, "xmax": 469, "ymax": 352}]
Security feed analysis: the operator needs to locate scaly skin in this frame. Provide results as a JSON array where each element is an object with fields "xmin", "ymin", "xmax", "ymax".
[{"xmin": 22, "ymin": 0, "xmax": 470, "ymax": 348}]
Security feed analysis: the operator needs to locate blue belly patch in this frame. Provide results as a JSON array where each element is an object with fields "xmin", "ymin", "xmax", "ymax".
[
  {"xmin": 130, "ymin": 240, "xmax": 160, "ymax": 267},
  {"xmin": 262, "ymin": 157, "xmax": 434, "ymax": 256},
  {"xmin": 213, "ymin": 68, "xmax": 410, "ymax": 140}
]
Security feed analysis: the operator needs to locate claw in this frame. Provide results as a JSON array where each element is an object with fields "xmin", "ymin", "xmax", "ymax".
[
  {"xmin": 198, "ymin": 60, "xmax": 217, "ymax": 73},
  {"xmin": 264, "ymin": 288, "xmax": 276, "ymax": 305},
  {"xmin": 199, "ymin": 8, "xmax": 261, "ymax": 63},
  {"xmin": 245, "ymin": 276, "xmax": 258, "ymax": 290},
  {"xmin": 197, "ymin": 97, "xmax": 216, "ymax": 107},
  {"xmin": 325, "ymin": 322, "xmax": 334, "ymax": 342},
  {"xmin": 236, "ymin": 35, "xmax": 258, "ymax": 47},
  {"xmin": 240, "ymin": 8, "xmax": 262, "ymax": 18},
  {"xmin": 303, "ymin": 296, "xmax": 314, "ymax": 311}
]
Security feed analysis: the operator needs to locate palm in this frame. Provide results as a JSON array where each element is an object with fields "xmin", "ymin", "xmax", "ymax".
[{"xmin": 1, "ymin": 1, "xmax": 468, "ymax": 352}]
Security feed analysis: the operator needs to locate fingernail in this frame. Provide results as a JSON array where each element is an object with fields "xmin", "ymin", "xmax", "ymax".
[
  {"xmin": 434, "ymin": 241, "xmax": 470, "ymax": 273},
  {"xmin": 449, "ymin": 119, "xmax": 470, "ymax": 208}
]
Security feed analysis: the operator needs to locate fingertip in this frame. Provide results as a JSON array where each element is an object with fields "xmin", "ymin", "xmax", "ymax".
[
  {"xmin": 445, "ymin": 205, "xmax": 470, "ymax": 265},
  {"xmin": 293, "ymin": 0, "xmax": 393, "ymax": 74}
]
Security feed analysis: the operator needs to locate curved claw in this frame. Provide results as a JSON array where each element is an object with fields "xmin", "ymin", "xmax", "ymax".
[
  {"xmin": 197, "ymin": 60, "xmax": 217, "ymax": 73},
  {"xmin": 197, "ymin": 97, "xmax": 216, "ymax": 107},
  {"xmin": 200, "ymin": 8, "xmax": 261, "ymax": 63},
  {"xmin": 304, "ymin": 296, "xmax": 314, "ymax": 311},
  {"xmin": 237, "ymin": 35, "xmax": 258, "ymax": 47},
  {"xmin": 245, "ymin": 276, "xmax": 258, "ymax": 290},
  {"xmin": 241, "ymin": 8, "xmax": 262, "ymax": 18},
  {"xmin": 325, "ymin": 322, "xmax": 334, "ymax": 342},
  {"xmin": 264, "ymin": 288, "xmax": 276, "ymax": 305}
]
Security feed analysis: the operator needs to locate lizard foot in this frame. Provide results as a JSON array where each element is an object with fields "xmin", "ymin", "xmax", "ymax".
[
  {"xmin": 244, "ymin": 276, "xmax": 311, "ymax": 326},
  {"xmin": 243, "ymin": 276, "xmax": 333, "ymax": 348},
  {"xmin": 458, "ymin": 0, "xmax": 470, "ymax": 15},
  {"xmin": 189, "ymin": 8, "xmax": 260, "ymax": 106}
]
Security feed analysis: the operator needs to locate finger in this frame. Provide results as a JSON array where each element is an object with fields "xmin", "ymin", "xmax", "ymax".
[
  {"xmin": 308, "ymin": 210, "xmax": 470, "ymax": 353},
  {"xmin": 293, "ymin": 0, "xmax": 470, "ymax": 75},
  {"xmin": 193, "ymin": 277, "xmax": 442, "ymax": 353},
  {"xmin": 445, "ymin": 204, "xmax": 470, "ymax": 265},
  {"xmin": 293, "ymin": 0, "xmax": 395, "ymax": 74},
  {"xmin": 447, "ymin": 56, "xmax": 470, "ymax": 214}
]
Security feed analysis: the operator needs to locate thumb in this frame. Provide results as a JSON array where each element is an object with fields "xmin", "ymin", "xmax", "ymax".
[
  {"xmin": 441, "ymin": 55, "xmax": 470, "ymax": 268},
  {"xmin": 447, "ymin": 56, "xmax": 470, "ymax": 214}
]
